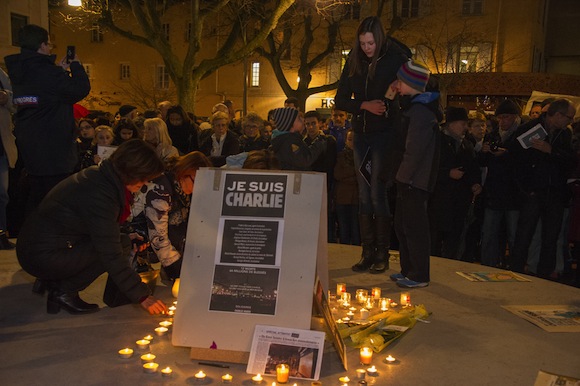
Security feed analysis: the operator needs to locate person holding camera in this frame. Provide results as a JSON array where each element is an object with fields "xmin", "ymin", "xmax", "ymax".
[
  {"xmin": 479, "ymin": 99, "xmax": 522, "ymax": 268},
  {"xmin": 4, "ymin": 24, "xmax": 91, "ymax": 218}
]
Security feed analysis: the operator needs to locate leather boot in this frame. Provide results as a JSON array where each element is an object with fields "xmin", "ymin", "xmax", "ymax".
[
  {"xmin": 352, "ymin": 214, "xmax": 375, "ymax": 272},
  {"xmin": 47, "ymin": 289, "xmax": 100, "ymax": 315},
  {"xmin": 32, "ymin": 279, "xmax": 48, "ymax": 295},
  {"xmin": 370, "ymin": 215, "xmax": 391, "ymax": 274}
]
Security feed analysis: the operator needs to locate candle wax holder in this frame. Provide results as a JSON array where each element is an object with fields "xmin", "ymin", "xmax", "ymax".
[
  {"xmin": 143, "ymin": 362, "xmax": 159, "ymax": 373},
  {"xmin": 194, "ymin": 370, "xmax": 207, "ymax": 382},
  {"xmin": 155, "ymin": 326, "xmax": 168, "ymax": 336},
  {"xmin": 140, "ymin": 353, "xmax": 156, "ymax": 363},
  {"xmin": 222, "ymin": 373, "xmax": 233, "ymax": 383},
  {"xmin": 135, "ymin": 339, "xmax": 150, "ymax": 350},
  {"xmin": 251, "ymin": 373, "xmax": 263, "ymax": 384},
  {"xmin": 161, "ymin": 367, "xmax": 173, "ymax": 377},
  {"xmin": 118, "ymin": 348, "xmax": 133, "ymax": 359}
]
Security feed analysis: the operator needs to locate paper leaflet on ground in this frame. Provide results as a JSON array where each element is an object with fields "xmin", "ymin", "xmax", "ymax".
[
  {"xmin": 534, "ymin": 369, "xmax": 580, "ymax": 386},
  {"xmin": 502, "ymin": 305, "xmax": 580, "ymax": 332},
  {"xmin": 516, "ymin": 123, "xmax": 547, "ymax": 149},
  {"xmin": 246, "ymin": 325, "xmax": 325, "ymax": 381},
  {"xmin": 456, "ymin": 271, "xmax": 531, "ymax": 282}
]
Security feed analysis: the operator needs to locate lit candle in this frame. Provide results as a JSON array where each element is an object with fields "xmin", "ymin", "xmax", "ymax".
[
  {"xmin": 161, "ymin": 367, "xmax": 173, "ymax": 377},
  {"xmin": 155, "ymin": 326, "xmax": 168, "ymax": 336},
  {"xmin": 336, "ymin": 282, "xmax": 346, "ymax": 295},
  {"xmin": 222, "ymin": 373, "xmax": 233, "ymax": 383},
  {"xmin": 366, "ymin": 365, "xmax": 378, "ymax": 376},
  {"xmin": 169, "ymin": 305, "xmax": 177, "ymax": 312},
  {"xmin": 143, "ymin": 335, "xmax": 154, "ymax": 341},
  {"xmin": 159, "ymin": 320, "xmax": 173, "ymax": 328},
  {"xmin": 360, "ymin": 347, "xmax": 373, "ymax": 365},
  {"xmin": 349, "ymin": 306, "xmax": 357, "ymax": 312},
  {"xmin": 364, "ymin": 297, "xmax": 374, "ymax": 309},
  {"xmin": 340, "ymin": 292, "xmax": 351, "ymax": 304},
  {"xmin": 385, "ymin": 354, "xmax": 396, "ymax": 363},
  {"xmin": 360, "ymin": 308, "xmax": 369, "ymax": 320},
  {"xmin": 172, "ymin": 278, "xmax": 180, "ymax": 298},
  {"xmin": 371, "ymin": 287, "xmax": 381, "ymax": 299},
  {"xmin": 342, "ymin": 316, "xmax": 351, "ymax": 322},
  {"xmin": 135, "ymin": 339, "xmax": 150, "ymax": 350},
  {"xmin": 311, "ymin": 382, "xmax": 322, "ymax": 386},
  {"xmin": 355, "ymin": 289, "xmax": 368, "ymax": 304},
  {"xmin": 276, "ymin": 364, "xmax": 290, "ymax": 383},
  {"xmin": 338, "ymin": 376, "xmax": 350, "ymax": 383},
  {"xmin": 173, "ymin": 300, "xmax": 178, "ymax": 305},
  {"xmin": 379, "ymin": 298, "xmax": 390, "ymax": 311},
  {"xmin": 252, "ymin": 373, "xmax": 264, "ymax": 384},
  {"xmin": 143, "ymin": 362, "xmax": 159, "ymax": 373},
  {"xmin": 356, "ymin": 368, "xmax": 366, "ymax": 379},
  {"xmin": 140, "ymin": 353, "xmax": 156, "ymax": 363},
  {"xmin": 346, "ymin": 311, "xmax": 355, "ymax": 318},
  {"xmin": 195, "ymin": 370, "xmax": 207, "ymax": 381},
  {"xmin": 118, "ymin": 348, "xmax": 133, "ymax": 359},
  {"xmin": 400, "ymin": 292, "xmax": 410, "ymax": 306},
  {"xmin": 168, "ymin": 310, "xmax": 175, "ymax": 316}
]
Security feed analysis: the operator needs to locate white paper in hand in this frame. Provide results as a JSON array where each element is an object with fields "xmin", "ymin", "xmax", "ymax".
[{"xmin": 517, "ymin": 123, "xmax": 547, "ymax": 149}]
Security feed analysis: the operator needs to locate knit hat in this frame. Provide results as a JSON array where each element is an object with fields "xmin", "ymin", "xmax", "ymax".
[
  {"xmin": 119, "ymin": 105, "xmax": 137, "ymax": 117},
  {"xmin": 397, "ymin": 60, "xmax": 430, "ymax": 92},
  {"xmin": 495, "ymin": 99, "xmax": 521, "ymax": 116},
  {"xmin": 445, "ymin": 107, "xmax": 469, "ymax": 123},
  {"xmin": 271, "ymin": 107, "xmax": 299, "ymax": 132}
]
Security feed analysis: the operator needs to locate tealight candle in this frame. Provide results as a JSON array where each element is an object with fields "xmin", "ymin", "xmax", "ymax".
[
  {"xmin": 169, "ymin": 305, "xmax": 177, "ymax": 312},
  {"xmin": 118, "ymin": 348, "xmax": 133, "ymax": 359},
  {"xmin": 342, "ymin": 316, "xmax": 350, "ymax": 322},
  {"xmin": 222, "ymin": 373, "xmax": 233, "ymax": 383},
  {"xmin": 336, "ymin": 282, "xmax": 346, "ymax": 295},
  {"xmin": 346, "ymin": 311, "xmax": 355, "ymax": 317},
  {"xmin": 276, "ymin": 364, "xmax": 290, "ymax": 383},
  {"xmin": 195, "ymin": 370, "xmax": 207, "ymax": 381},
  {"xmin": 143, "ymin": 335, "xmax": 154, "ymax": 341},
  {"xmin": 136, "ymin": 339, "xmax": 150, "ymax": 350},
  {"xmin": 168, "ymin": 310, "xmax": 175, "ymax": 316},
  {"xmin": 140, "ymin": 353, "xmax": 156, "ymax": 363},
  {"xmin": 400, "ymin": 292, "xmax": 410, "ymax": 306},
  {"xmin": 366, "ymin": 365, "xmax": 378, "ymax": 376},
  {"xmin": 371, "ymin": 287, "xmax": 381, "ymax": 299},
  {"xmin": 155, "ymin": 326, "xmax": 168, "ymax": 336},
  {"xmin": 338, "ymin": 376, "xmax": 350, "ymax": 383},
  {"xmin": 360, "ymin": 308, "xmax": 369, "ymax": 320},
  {"xmin": 252, "ymin": 373, "xmax": 264, "ymax": 384},
  {"xmin": 356, "ymin": 368, "xmax": 366, "ymax": 379},
  {"xmin": 159, "ymin": 320, "xmax": 173, "ymax": 328},
  {"xmin": 143, "ymin": 362, "xmax": 159, "ymax": 373},
  {"xmin": 360, "ymin": 347, "xmax": 373, "ymax": 365},
  {"xmin": 161, "ymin": 367, "xmax": 173, "ymax": 377},
  {"xmin": 385, "ymin": 354, "xmax": 396, "ymax": 363},
  {"xmin": 349, "ymin": 306, "xmax": 357, "ymax": 312},
  {"xmin": 311, "ymin": 382, "xmax": 322, "ymax": 386}
]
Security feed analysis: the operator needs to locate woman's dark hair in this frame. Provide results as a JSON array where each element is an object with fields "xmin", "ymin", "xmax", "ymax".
[
  {"xmin": 167, "ymin": 151, "xmax": 213, "ymax": 180},
  {"xmin": 348, "ymin": 16, "xmax": 386, "ymax": 79},
  {"xmin": 243, "ymin": 150, "xmax": 280, "ymax": 170},
  {"xmin": 109, "ymin": 139, "xmax": 165, "ymax": 185},
  {"xmin": 77, "ymin": 118, "xmax": 96, "ymax": 129},
  {"xmin": 166, "ymin": 105, "xmax": 192, "ymax": 125},
  {"xmin": 113, "ymin": 118, "xmax": 140, "ymax": 144}
]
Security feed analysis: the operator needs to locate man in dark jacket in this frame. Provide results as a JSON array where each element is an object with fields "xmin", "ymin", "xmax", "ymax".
[
  {"xmin": 509, "ymin": 98, "xmax": 577, "ymax": 277},
  {"xmin": 4, "ymin": 24, "xmax": 91, "ymax": 215}
]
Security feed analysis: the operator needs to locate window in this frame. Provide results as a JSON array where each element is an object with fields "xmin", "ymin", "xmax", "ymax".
[
  {"xmin": 344, "ymin": 2, "xmax": 361, "ymax": 20},
  {"xmin": 11, "ymin": 13, "xmax": 28, "ymax": 46},
  {"xmin": 91, "ymin": 23, "xmax": 103, "ymax": 43},
  {"xmin": 462, "ymin": 0, "xmax": 483, "ymax": 15},
  {"xmin": 162, "ymin": 23, "xmax": 170, "ymax": 41},
  {"xmin": 446, "ymin": 42, "xmax": 492, "ymax": 73},
  {"xmin": 84, "ymin": 64, "xmax": 93, "ymax": 80},
  {"xmin": 400, "ymin": 0, "xmax": 419, "ymax": 18},
  {"xmin": 155, "ymin": 65, "xmax": 170, "ymax": 89},
  {"xmin": 120, "ymin": 63, "xmax": 130, "ymax": 80},
  {"xmin": 250, "ymin": 62, "xmax": 260, "ymax": 87}
]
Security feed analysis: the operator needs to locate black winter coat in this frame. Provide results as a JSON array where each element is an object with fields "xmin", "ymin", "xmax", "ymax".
[
  {"xmin": 334, "ymin": 38, "xmax": 410, "ymax": 134},
  {"xmin": 4, "ymin": 49, "xmax": 90, "ymax": 175},
  {"xmin": 16, "ymin": 160, "xmax": 150, "ymax": 303}
]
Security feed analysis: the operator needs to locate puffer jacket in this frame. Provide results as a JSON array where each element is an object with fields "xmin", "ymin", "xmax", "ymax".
[{"xmin": 4, "ymin": 49, "xmax": 90, "ymax": 175}]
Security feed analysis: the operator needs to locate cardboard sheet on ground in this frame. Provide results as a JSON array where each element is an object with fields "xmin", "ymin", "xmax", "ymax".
[
  {"xmin": 502, "ymin": 305, "xmax": 580, "ymax": 332},
  {"xmin": 456, "ymin": 271, "xmax": 531, "ymax": 282}
]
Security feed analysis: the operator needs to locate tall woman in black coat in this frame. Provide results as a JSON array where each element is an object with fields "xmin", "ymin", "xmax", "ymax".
[{"xmin": 16, "ymin": 140, "xmax": 168, "ymax": 315}]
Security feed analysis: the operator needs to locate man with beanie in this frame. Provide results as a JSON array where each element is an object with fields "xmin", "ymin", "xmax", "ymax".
[
  {"xmin": 390, "ymin": 59, "xmax": 443, "ymax": 288},
  {"xmin": 118, "ymin": 104, "xmax": 138, "ymax": 120},
  {"xmin": 429, "ymin": 107, "xmax": 482, "ymax": 261},
  {"xmin": 4, "ymin": 24, "xmax": 91, "ymax": 216},
  {"xmin": 479, "ymin": 99, "xmax": 522, "ymax": 268},
  {"xmin": 509, "ymin": 98, "xmax": 576, "ymax": 277},
  {"xmin": 270, "ymin": 107, "xmax": 325, "ymax": 171}
]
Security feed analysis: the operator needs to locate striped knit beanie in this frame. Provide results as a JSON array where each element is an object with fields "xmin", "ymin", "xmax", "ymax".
[
  {"xmin": 271, "ymin": 107, "xmax": 299, "ymax": 132},
  {"xmin": 397, "ymin": 59, "xmax": 430, "ymax": 92}
]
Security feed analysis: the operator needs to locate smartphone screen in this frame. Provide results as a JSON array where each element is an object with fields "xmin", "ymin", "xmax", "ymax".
[{"xmin": 66, "ymin": 46, "xmax": 76, "ymax": 63}]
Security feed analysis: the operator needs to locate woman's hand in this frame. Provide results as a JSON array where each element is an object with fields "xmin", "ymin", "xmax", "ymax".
[
  {"xmin": 361, "ymin": 100, "xmax": 387, "ymax": 116},
  {"xmin": 129, "ymin": 232, "xmax": 149, "ymax": 253},
  {"xmin": 140, "ymin": 295, "xmax": 168, "ymax": 315}
]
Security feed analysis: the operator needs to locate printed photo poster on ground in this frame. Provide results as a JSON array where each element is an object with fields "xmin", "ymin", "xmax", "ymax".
[{"xmin": 173, "ymin": 168, "xmax": 327, "ymax": 356}]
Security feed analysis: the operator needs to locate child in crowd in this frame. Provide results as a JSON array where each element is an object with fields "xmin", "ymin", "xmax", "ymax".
[{"xmin": 80, "ymin": 125, "xmax": 115, "ymax": 169}]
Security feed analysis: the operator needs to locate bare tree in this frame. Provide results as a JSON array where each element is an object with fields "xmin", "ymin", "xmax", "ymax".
[{"xmin": 54, "ymin": 0, "xmax": 295, "ymax": 111}]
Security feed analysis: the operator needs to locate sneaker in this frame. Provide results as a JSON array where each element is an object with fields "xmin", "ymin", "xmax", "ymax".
[
  {"xmin": 389, "ymin": 273, "xmax": 405, "ymax": 281},
  {"xmin": 396, "ymin": 278, "xmax": 429, "ymax": 288}
]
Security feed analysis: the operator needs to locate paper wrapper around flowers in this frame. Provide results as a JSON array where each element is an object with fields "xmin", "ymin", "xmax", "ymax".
[{"xmin": 338, "ymin": 305, "xmax": 430, "ymax": 352}]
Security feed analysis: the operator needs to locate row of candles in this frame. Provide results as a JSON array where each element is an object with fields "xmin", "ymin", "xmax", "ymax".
[{"xmin": 336, "ymin": 283, "xmax": 411, "ymax": 308}]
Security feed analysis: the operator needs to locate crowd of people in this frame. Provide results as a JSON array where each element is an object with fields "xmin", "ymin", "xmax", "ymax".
[{"xmin": 3, "ymin": 20, "xmax": 579, "ymax": 316}]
